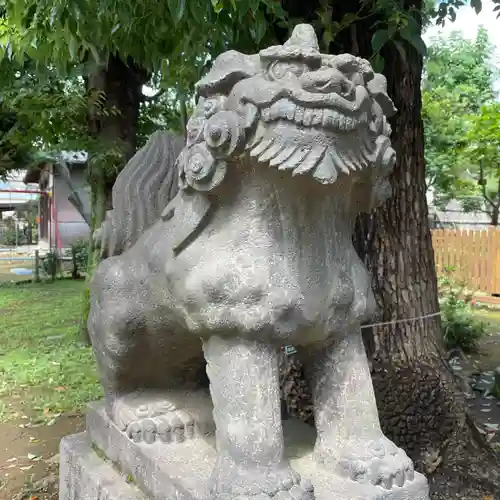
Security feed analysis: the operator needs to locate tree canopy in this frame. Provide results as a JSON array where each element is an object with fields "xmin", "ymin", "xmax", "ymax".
[{"xmin": 422, "ymin": 26, "xmax": 500, "ymax": 221}]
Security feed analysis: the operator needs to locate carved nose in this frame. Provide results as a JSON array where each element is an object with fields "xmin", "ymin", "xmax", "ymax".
[{"xmin": 299, "ymin": 68, "xmax": 353, "ymax": 94}]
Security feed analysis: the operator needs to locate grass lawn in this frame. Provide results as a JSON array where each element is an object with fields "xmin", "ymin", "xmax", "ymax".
[
  {"xmin": 473, "ymin": 307, "xmax": 500, "ymax": 332},
  {"xmin": 0, "ymin": 280, "xmax": 102, "ymax": 422}
]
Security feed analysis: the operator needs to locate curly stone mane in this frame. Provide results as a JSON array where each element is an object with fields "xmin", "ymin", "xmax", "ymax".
[{"xmin": 98, "ymin": 130, "xmax": 184, "ymax": 257}]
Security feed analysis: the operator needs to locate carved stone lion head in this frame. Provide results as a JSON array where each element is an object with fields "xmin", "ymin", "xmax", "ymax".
[{"xmin": 176, "ymin": 24, "xmax": 396, "ymax": 211}]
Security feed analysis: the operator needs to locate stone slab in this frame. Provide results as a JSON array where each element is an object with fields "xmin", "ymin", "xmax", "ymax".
[
  {"xmin": 59, "ymin": 433, "xmax": 147, "ymax": 500},
  {"xmin": 86, "ymin": 397, "xmax": 429, "ymax": 500}
]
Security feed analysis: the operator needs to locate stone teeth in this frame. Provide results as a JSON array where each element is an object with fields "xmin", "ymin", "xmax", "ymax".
[
  {"xmin": 311, "ymin": 109, "xmax": 323, "ymax": 127},
  {"xmin": 322, "ymin": 110, "xmax": 336, "ymax": 128},
  {"xmin": 294, "ymin": 106, "xmax": 305, "ymax": 125},
  {"xmin": 284, "ymin": 101, "xmax": 295, "ymax": 120},
  {"xmin": 338, "ymin": 115, "xmax": 346, "ymax": 131},
  {"xmin": 279, "ymin": 147, "xmax": 310, "ymax": 170},
  {"xmin": 344, "ymin": 116, "xmax": 355, "ymax": 131},
  {"xmin": 303, "ymin": 108, "xmax": 314, "ymax": 126}
]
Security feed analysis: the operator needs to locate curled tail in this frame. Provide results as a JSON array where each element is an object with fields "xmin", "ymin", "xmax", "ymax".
[{"xmin": 97, "ymin": 130, "xmax": 184, "ymax": 258}]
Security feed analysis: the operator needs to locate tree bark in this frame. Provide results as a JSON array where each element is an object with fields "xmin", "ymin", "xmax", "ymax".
[
  {"xmin": 86, "ymin": 53, "xmax": 150, "ymax": 208},
  {"xmin": 274, "ymin": 1, "xmax": 500, "ymax": 496},
  {"xmin": 79, "ymin": 53, "xmax": 149, "ymax": 345}
]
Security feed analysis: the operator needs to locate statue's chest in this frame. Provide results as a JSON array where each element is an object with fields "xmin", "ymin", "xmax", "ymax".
[{"xmin": 164, "ymin": 215, "xmax": 360, "ymax": 342}]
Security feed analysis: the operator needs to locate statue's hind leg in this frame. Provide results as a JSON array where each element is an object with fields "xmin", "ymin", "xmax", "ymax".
[
  {"xmin": 303, "ymin": 327, "xmax": 415, "ymax": 489},
  {"xmin": 88, "ymin": 256, "xmax": 207, "ymax": 443}
]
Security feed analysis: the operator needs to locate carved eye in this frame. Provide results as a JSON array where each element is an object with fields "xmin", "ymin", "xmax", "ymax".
[
  {"xmin": 268, "ymin": 61, "xmax": 305, "ymax": 81},
  {"xmin": 269, "ymin": 61, "xmax": 288, "ymax": 80}
]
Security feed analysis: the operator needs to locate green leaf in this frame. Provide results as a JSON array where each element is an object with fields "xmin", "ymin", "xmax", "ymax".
[
  {"xmin": 211, "ymin": 0, "xmax": 223, "ymax": 14},
  {"xmin": 322, "ymin": 29, "xmax": 333, "ymax": 49},
  {"xmin": 340, "ymin": 12, "xmax": 359, "ymax": 26},
  {"xmin": 470, "ymin": 0, "xmax": 482, "ymax": 15},
  {"xmin": 250, "ymin": 11, "xmax": 267, "ymax": 44},
  {"xmin": 371, "ymin": 29, "xmax": 390, "ymax": 53},
  {"xmin": 405, "ymin": 14, "xmax": 420, "ymax": 34},
  {"xmin": 400, "ymin": 28, "xmax": 427, "ymax": 57},
  {"xmin": 371, "ymin": 53, "xmax": 385, "ymax": 73},
  {"xmin": 167, "ymin": 0, "xmax": 186, "ymax": 23},
  {"xmin": 67, "ymin": 35, "xmax": 78, "ymax": 61}
]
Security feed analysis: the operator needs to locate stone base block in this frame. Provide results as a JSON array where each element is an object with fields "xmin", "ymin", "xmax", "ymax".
[
  {"xmin": 59, "ymin": 433, "xmax": 147, "ymax": 500},
  {"xmin": 67, "ymin": 395, "xmax": 430, "ymax": 500}
]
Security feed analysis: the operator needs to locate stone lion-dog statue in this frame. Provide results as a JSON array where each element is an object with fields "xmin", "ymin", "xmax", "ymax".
[{"xmin": 89, "ymin": 24, "xmax": 425, "ymax": 500}]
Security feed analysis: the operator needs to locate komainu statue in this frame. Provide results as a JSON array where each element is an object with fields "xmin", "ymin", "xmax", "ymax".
[{"xmin": 87, "ymin": 24, "xmax": 429, "ymax": 500}]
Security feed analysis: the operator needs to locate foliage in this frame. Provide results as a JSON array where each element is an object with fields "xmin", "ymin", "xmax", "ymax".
[
  {"xmin": 0, "ymin": 0, "xmax": 287, "ymax": 90},
  {"xmin": 422, "ymin": 28, "xmax": 498, "ymax": 215},
  {"xmin": 0, "ymin": 279, "xmax": 101, "ymax": 422},
  {"xmin": 41, "ymin": 249, "xmax": 60, "ymax": 281},
  {"xmin": 70, "ymin": 239, "xmax": 89, "ymax": 279},
  {"xmin": 438, "ymin": 267, "xmax": 486, "ymax": 353},
  {"xmin": 458, "ymin": 103, "xmax": 500, "ymax": 224},
  {"xmin": 429, "ymin": 0, "xmax": 500, "ymax": 24}
]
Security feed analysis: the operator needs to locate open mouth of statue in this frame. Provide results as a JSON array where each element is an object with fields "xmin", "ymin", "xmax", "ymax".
[{"xmin": 260, "ymin": 99, "xmax": 366, "ymax": 133}]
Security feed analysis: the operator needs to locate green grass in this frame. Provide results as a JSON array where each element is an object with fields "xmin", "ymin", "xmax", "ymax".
[
  {"xmin": 0, "ymin": 279, "xmax": 102, "ymax": 422},
  {"xmin": 473, "ymin": 308, "xmax": 500, "ymax": 333}
]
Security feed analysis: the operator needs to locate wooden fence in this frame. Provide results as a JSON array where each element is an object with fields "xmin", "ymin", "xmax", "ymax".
[{"xmin": 432, "ymin": 227, "xmax": 500, "ymax": 295}]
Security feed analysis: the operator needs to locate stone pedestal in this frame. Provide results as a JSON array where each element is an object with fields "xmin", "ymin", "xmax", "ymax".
[{"xmin": 59, "ymin": 395, "xmax": 429, "ymax": 500}]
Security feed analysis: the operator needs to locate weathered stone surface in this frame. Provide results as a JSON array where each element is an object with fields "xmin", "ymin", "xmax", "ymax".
[
  {"xmin": 59, "ymin": 433, "xmax": 147, "ymax": 500},
  {"xmin": 83, "ymin": 23, "xmax": 429, "ymax": 500},
  {"xmin": 80, "ymin": 400, "xmax": 429, "ymax": 500}
]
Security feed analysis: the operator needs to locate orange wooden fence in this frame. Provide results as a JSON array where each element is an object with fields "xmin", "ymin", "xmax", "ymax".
[{"xmin": 432, "ymin": 227, "xmax": 500, "ymax": 295}]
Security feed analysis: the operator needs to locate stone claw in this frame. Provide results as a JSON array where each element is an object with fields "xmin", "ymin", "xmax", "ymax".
[
  {"xmin": 318, "ymin": 436, "xmax": 415, "ymax": 489},
  {"xmin": 209, "ymin": 460, "xmax": 314, "ymax": 500},
  {"xmin": 124, "ymin": 409, "xmax": 196, "ymax": 444}
]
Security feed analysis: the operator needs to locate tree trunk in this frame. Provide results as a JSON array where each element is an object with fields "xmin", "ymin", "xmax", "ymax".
[
  {"xmin": 274, "ymin": 1, "xmax": 500, "ymax": 496},
  {"xmin": 79, "ymin": 53, "xmax": 149, "ymax": 345},
  {"xmin": 490, "ymin": 205, "xmax": 499, "ymax": 226}
]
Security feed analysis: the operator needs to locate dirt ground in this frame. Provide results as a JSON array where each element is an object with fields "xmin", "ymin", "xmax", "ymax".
[{"xmin": 0, "ymin": 408, "xmax": 84, "ymax": 500}]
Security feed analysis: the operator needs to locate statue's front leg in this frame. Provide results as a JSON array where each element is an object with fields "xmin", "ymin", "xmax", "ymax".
[
  {"xmin": 305, "ymin": 327, "xmax": 415, "ymax": 489},
  {"xmin": 203, "ymin": 336, "xmax": 314, "ymax": 500}
]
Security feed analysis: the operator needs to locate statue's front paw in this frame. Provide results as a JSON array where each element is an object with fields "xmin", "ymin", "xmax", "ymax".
[
  {"xmin": 317, "ymin": 436, "xmax": 415, "ymax": 489},
  {"xmin": 110, "ymin": 392, "xmax": 177, "ymax": 431},
  {"xmin": 209, "ymin": 461, "xmax": 314, "ymax": 500},
  {"xmin": 126, "ymin": 409, "xmax": 195, "ymax": 444}
]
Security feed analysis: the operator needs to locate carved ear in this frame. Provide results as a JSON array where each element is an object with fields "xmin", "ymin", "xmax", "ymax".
[
  {"xmin": 196, "ymin": 51, "xmax": 260, "ymax": 98},
  {"xmin": 367, "ymin": 74, "xmax": 397, "ymax": 118}
]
